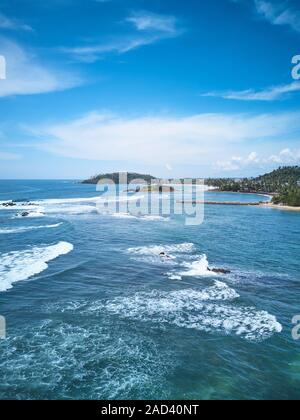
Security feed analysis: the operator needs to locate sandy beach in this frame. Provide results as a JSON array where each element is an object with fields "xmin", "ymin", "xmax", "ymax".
[{"xmin": 260, "ymin": 202, "xmax": 300, "ymax": 212}]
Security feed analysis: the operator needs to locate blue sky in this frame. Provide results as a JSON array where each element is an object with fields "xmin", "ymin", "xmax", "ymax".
[{"xmin": 0, "ymin": 0, "xmax": 300, "ymax": 179}]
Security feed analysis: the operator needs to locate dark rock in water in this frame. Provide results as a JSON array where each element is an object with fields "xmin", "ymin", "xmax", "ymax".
[
  {"xmin": 159, "ymin": 252, "xmax": 172, "ymax": 260},
  {"xmin": 21, "ymin": 202, "xmax": 37, "ymax": 206},
  {"xmin": 21, "ymin": 212, "xmax": 30, "ymax": 217},
  {"xmin": 2, "ymin": 202, "xmax": 16, "ymax": 207},
  {"xmin": 209, "ymin": 268, "xmax": 231, "ymax": 274}
]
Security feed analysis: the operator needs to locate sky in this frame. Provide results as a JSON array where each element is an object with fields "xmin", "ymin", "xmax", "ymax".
[{"xmin": 0, "ymin": 0, "xmax": 300, "ymax": 179}]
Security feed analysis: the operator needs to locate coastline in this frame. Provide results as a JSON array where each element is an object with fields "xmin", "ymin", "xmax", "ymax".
[
  {"xmin": 259, "ymin": 202, "xmax": 300, "ymax": 212},
  {"xmin": 183, "ymin": 191, "xmax": 300, "ymax": 212},
  {"xmin": 206, "ymin": 189, "xmax": 273, "ymax": 199}
]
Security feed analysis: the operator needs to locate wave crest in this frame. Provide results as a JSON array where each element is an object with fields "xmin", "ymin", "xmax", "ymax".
[{"xmin": 0, "ymin": 241, "xmax": 73, "ymax": 292}]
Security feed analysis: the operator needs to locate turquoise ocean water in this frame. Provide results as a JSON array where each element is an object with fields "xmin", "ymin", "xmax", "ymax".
[{"xmin": 0, "ymin": 180, "xmax": 299, "ymax": 400}]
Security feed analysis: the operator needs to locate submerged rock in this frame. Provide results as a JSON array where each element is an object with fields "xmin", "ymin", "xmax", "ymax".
[{"xmin": 209, "ymin": 267, "xmax": 231, "ymax": 274}]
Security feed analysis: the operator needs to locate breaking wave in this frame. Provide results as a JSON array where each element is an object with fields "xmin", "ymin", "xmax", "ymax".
[
  {"xmin": 167, "ymin": 254, "xmax": 217, "ymax": 280},
  {"xmin": 0, "ymin": 241, "xmax": 73, "ymax": 292}
]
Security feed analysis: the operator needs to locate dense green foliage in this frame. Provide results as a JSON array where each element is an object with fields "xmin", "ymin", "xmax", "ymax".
[
  {"xmin": 206, "ymin": 166, "xmax": 300, "ymax": 202},
  {"xmin": 272, "ymin": 187, "xmax": 300, "ymax": 207},
  {"xmin": 82, "ymin": 172, "xmax": 157, "ymax": 185}
]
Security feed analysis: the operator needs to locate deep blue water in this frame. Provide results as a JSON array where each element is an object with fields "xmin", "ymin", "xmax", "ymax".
[{"xmin": 0, "ymin": 180, "xmax": 299, "ymax": 400}]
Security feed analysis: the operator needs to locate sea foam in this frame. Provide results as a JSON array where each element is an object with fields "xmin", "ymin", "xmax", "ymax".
[
  {"xmin": 0, "ymin": 241, "xmax": 73, "ymax": 292},
  {"xmin": 0, "ymin": 223, "xmax": 62, "ymax": 234},
  {"xmin": 101, "ymin": 285, "xmax": 282, "ymax": 342},
  {"xmin": 128, "ymin": 243, "xmax": 195, "ymax": 256},
  {"xmin": 167, "ymin": 254, "xmax": 216, "ymax": 280}
]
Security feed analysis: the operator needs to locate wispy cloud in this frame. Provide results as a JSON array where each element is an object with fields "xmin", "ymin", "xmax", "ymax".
[
  {"xmin": 202, "ymin": 82, "xmax": 300, "ymax": 101},
  {"xmin": 27, "ymin": 111, "xmax": 300, "ymax": 172},
  {"xmin": 217, "ymin": 148, "xmax": 300, "ymax": 171},
  {"xmin": 0, "ymin": 151, "xmax": 21, "ymax": 160},
  {"xmin": 63, "ymin": 11, "xmax": 182, "ymax": 62},
  {"xmin": 0, "ymin": 38, "xmax": 82, "ymax": 97},
  {"xmin": 0, "ymin": 11, "xmax": 33, "ymax": 32},
  {"xmin": 254, "ymin": 0, "xmax": 300, "ymax": 33},
  {"xmin": 126, "ymin": 11, "xmax": 179, "ymax": 34}
]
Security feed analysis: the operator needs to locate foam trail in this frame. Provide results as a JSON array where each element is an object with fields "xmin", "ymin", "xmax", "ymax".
[
  {"xmin": 128, "ymin": 243, "xmax": 195, "ymax": 256},
  {"xmin": 43, "ymin": 205, "xmax": 96, "ymax": 215},
  {"xmin": 140, "ymin": 215, "xmax": 169, "ymax": 222},
  {"xmin": 0, "ymin": 241, "xmax": 73, "ymax": 292},
  {"xmin": 100, "ymin": 285, "xmax": 282, "ymax": 342},
  {"xmin": 36, "ymin": 195, "xmax": 145, "ymax": 205},
  {"xmin": 0, "ymin": 223, "xmax": 63, "ymax": 234},
  {"xmin": 112, "ymin": 213, "xmax": 138, "ymax": 219},
  {"xmin": 111, "ymin": 213, "xmax": 169, "ymax": 222}
]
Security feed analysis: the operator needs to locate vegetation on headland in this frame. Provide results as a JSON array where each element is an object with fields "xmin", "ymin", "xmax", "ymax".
[
  {"xmin": 206, "ymin": 166, "xmax": 300, "ymax": 207},
  {"xmin": 82, "ymin": 172, "xmax": 157, "ymax": 185},
  {"xmin": 272, "ymin": 187, "xmax": 300, "ymax": 207},
  {"xmin": 206, "ymin": 166, "xmax": 300, "ymax": 194}
]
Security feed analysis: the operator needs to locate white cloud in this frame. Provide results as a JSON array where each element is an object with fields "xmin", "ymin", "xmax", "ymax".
[
  {"xmin": 217, "ymin": 148, "xmax": 300, "ymax": 171},
  {"xmin": 202, "ymin": 82, "xmax": 300, "ymax": 101},
  {"xmin": 63, "ymin": 11, "xmax": 182, "ymax": 62},
  {"xmin": 27, "ymin": 111, "xmax": 300, "ymax": 169},
  {"xmin": 0, "ymin": 11, "xmax": 32, "ymax": 32},
  {"xmin": 216, "ymin": 152, "xmax": 260, "ymax": 171},
  {"xmin": 126, "ymin": 11, "xmax": 178, "ymax": 34},
  {"xmin": 0, "ymin": 38, "xmax": 82, "ymax": 97},
  {"xmin": 254, "ymin": 0, "xmax": 300, "ymax": 33},
  {"xmin": 269, "ymin": 148, "xmax": 300, "ymax": 164}
]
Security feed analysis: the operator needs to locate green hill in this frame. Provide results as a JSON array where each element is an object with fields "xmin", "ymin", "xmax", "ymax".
[
  {"xmin": 206, "ymin": 166, "xmax": 300, "ymax": 206},
  {"xmin": 82, "ymin": 172, "xmax": 157, "ymax": 185},
  {"xmin": 206, "ymin": 166, "xmax": 300, "ymax": 194}
]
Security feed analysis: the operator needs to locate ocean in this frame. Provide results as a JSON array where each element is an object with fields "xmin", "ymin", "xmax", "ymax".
[{"xmin": 0, "ymin": 180, "xmax": 299, "ymax": 400}]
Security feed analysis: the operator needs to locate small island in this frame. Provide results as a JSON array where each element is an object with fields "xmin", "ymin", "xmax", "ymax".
[{"xmin": 82, "ymin": 172, "xmax": 157, "ymax": 185}]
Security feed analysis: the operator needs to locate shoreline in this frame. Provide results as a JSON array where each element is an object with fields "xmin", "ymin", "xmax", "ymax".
[
  {"xmin": 259, "ymin": 202, "xmax": 300, "ymax": 212},
  {"xmin": 179, "ymin": 191, "xmax": 300, "ymax": 212},
  {"xmin": 206, "ymin": 189, "xmax": 273, "ymax": 199}
]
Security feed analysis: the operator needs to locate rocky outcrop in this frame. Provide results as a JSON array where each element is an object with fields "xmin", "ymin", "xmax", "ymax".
[
  {"xmin": 1, "ymin": 202, "xmax": 16, "ymax": 207},
  {"xmin": 209, "ymin": 268, "xmax": 231, "ymax": 274}
]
